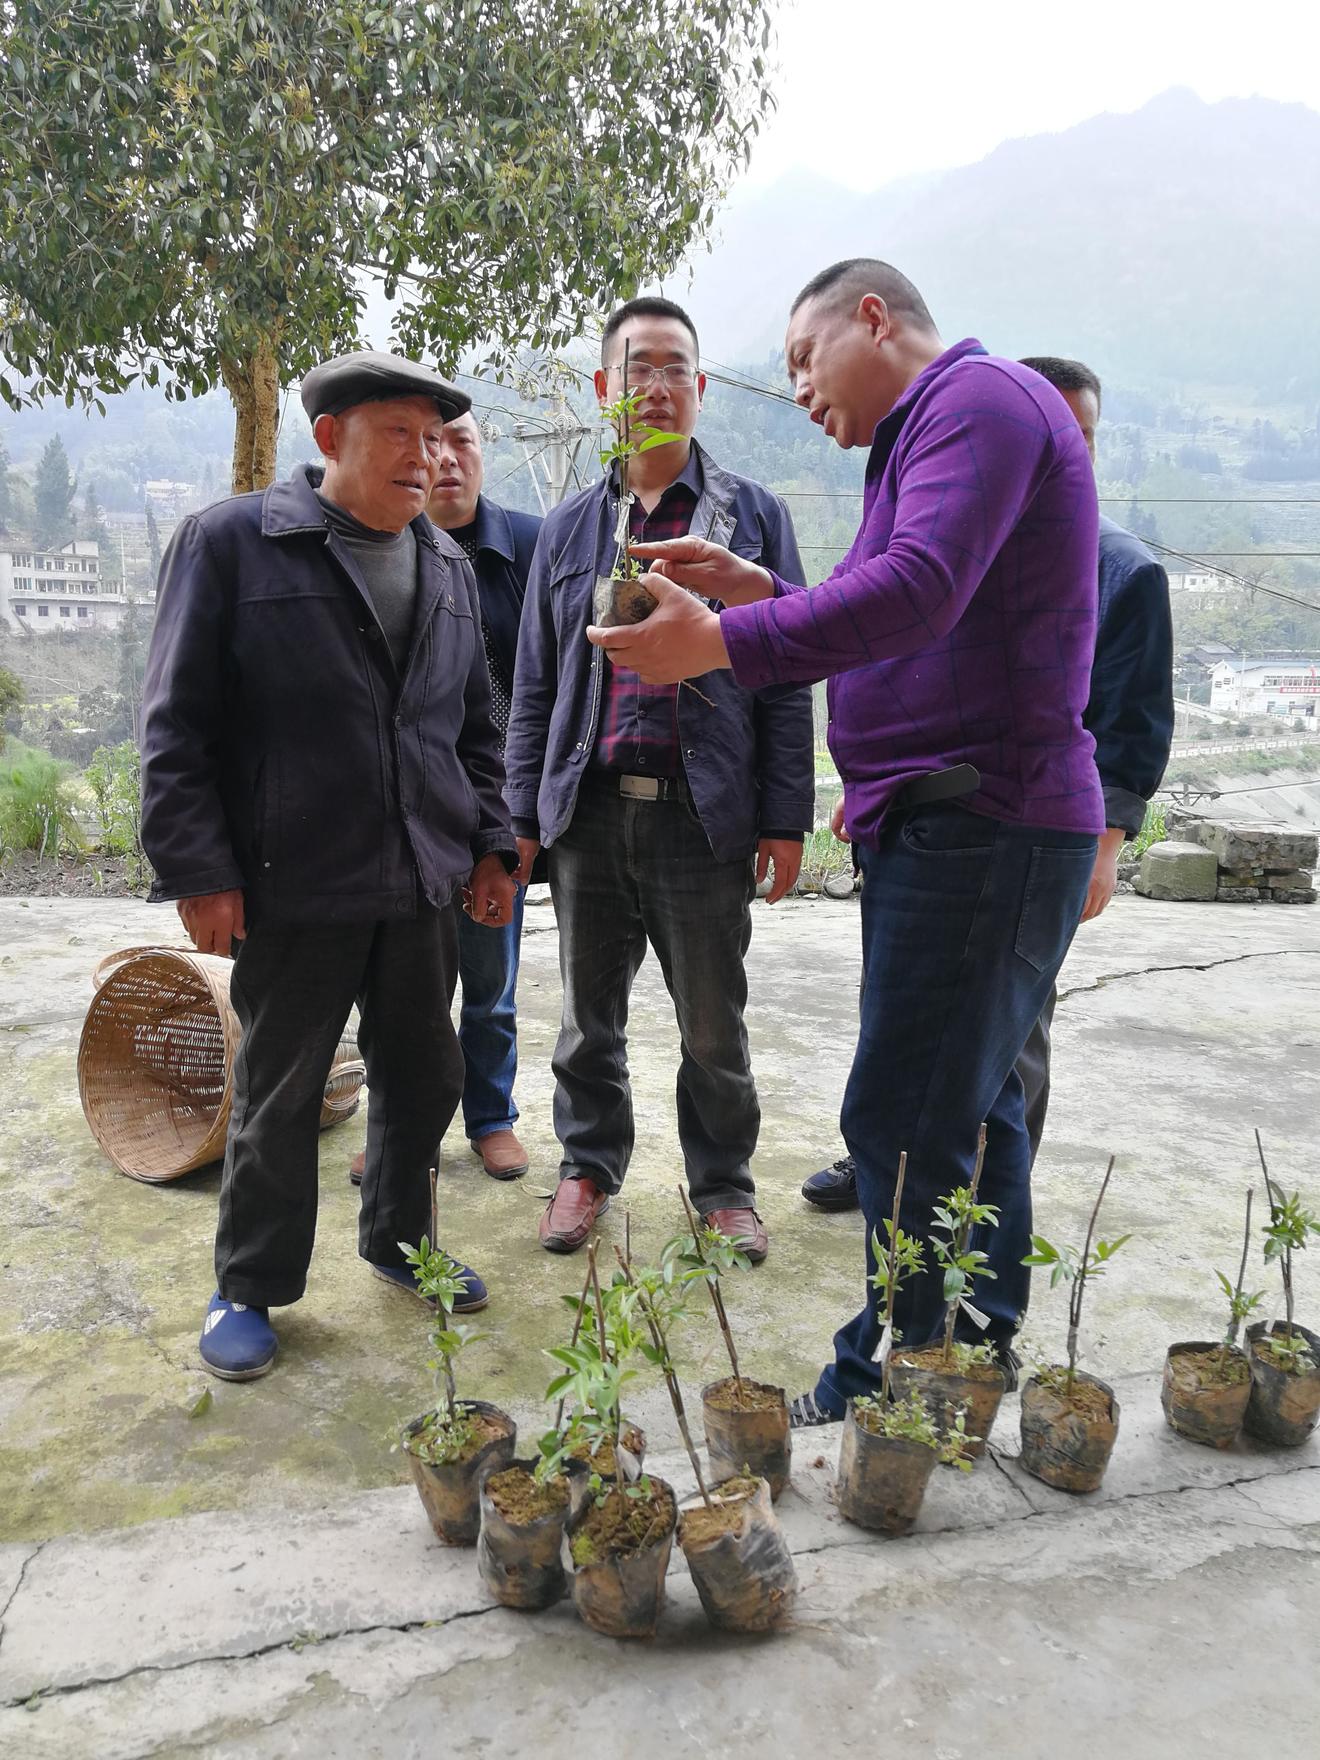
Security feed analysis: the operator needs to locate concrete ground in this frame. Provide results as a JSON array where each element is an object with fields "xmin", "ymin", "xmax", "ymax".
[{"xmin": 1, "ymin": 887, "xmax": 1318, "ymax": 1754}]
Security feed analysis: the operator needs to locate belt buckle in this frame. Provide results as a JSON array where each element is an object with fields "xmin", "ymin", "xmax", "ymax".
[{"xmin": 618, "ymin": 774, "xmax": 660, "ymax": 801}]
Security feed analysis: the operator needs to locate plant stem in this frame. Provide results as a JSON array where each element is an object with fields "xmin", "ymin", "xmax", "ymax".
[
  {"xmin": 614, "ymin": 1246, "xmax": 712, "ymax": 1510},
  {"xmin": 586, "ymin": 1241, "xmax": 622, "ymax": 1498},
  {"xmin": 880, "ymin": 1150, "xmax": 909, "ymax": 1403},
  {"xmin": 554, "ymin": 1254, "xmax": 597, "ymax": 1433},
  {"xmin": 679, "ymin": 1185, "xmax": 742, "ymax": 1391},
  {"xmin": 1220, "ymin": 1188, "xmax": 1255, "ymax": 1372},
  {"xmin": 428, "ymin": 1166, "xmax": 438, "ymax": 1250},
  {"xmin": 1068, "ymin": 1154, "xmax": 1115, "ymax": 1399},
  {"xmin": 1256, "ymin": 1129, "xmax": 1292, "ymax": 1342},
  {"xmin": 942, "ymin": 1122, "xmax": 988, "ymax": 1367}
]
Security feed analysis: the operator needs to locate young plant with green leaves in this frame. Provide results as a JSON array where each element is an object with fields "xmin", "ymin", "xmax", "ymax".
[
  {"xmin": 614, "ymin": 1237, "xmax": 716, "ymax": 1510},
  {"xmin": 399, "ymin": 1233, "xmax": 486, "ymax": 1465},
  {"xmin": 677, "ymin": 1186, "xmax": 752, "ymax": 1395},
  {"xmin": 852, "ymin": 1156, "xmax": 974, "ymax": 1468},
  {"xmin": 1256, "ymin": 1131, "xmax": 1319, "ymax": 1372},
  {"xmin": 600, "ymin": 340, "xmax": 685, "ymax": 582},
  {"xmin": 538, "ymin": 1243, "xmax": 644, "ymax": 1502},
  {"xmin": 930, "ymin": 1123, "xmax": 1001, "ymax": 1370},
  {"xmin": 1023, "ymin": 1155, "xmax": 1130, "ymax": 1399},
  {"xmin": 1214, "ymin": 1187, "xmax": 1266, "ymax": 1374}
]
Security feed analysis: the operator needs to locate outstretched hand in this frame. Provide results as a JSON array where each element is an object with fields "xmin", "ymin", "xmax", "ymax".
[
  {"xmin": 625, "ymin": 536, "xmax": 775, "ymax": 607},
  {"xmin": 587, "ymin": 573, "xmax": 731, "ymax": 685}
]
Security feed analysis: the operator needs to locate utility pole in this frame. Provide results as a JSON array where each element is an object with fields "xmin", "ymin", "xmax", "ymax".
[{"xmin": 512, "ymin": 398, "xmax": 593, "ymax": 513}]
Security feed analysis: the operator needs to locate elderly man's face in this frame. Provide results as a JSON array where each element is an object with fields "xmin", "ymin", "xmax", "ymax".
[
  {"xmin": 316, "ymin": 394, "xmax": 446, "ymax": 532},
  {"xmin": 427, "ymin": 412, "xmax": 484, "ymax": 530}
]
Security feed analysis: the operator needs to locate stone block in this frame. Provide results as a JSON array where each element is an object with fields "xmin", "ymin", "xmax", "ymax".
[
  {"xmin": 1162, "ymin": 809, "xmax": 1211, "ymax": 846},
  {"xmin": 1135, "ymin": 840, "xmax": 1219, "ymax": 901},
  {"xmin": 1215, "ymin": 886, "xmax": 1263, "ymax": 903},
  {"xmin": 1264, "ymin": 868, "xmax": 1314, "ymax": 895},
  {"xmin": 1203, "ymin": 819, "xmax": 1319, "ymax": 872},
  {"xmin": 1273, "ymin": 889, "xmax": 1317, "ymax": 905}
]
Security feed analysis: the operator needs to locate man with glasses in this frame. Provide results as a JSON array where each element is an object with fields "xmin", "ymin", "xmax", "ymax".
[{"xmin": 503, "ymin": 296, "xmax": 814, "ymax": 1258}]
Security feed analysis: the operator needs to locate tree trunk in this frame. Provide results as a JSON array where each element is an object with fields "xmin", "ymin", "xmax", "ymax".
[{"xmin": 221, "ymin": 331, "xmax": 282, "ymax": 495}]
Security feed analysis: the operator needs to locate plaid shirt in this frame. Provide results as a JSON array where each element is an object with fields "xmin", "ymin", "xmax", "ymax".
[{"xmin": 592, "ymin": 455, "xmax": 701, "ymax": 778}]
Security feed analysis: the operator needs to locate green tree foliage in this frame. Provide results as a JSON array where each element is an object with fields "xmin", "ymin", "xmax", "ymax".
[
  {"xmin": 0, "ymin": 0, "xmax": 776, "ymax": 494},
  {"xmin": 0, "ymin": 664, "xmax": 23, "ymax": 755},
  {"xmin": 33, "ymin": 435, "xmax": 75, "ymax": 548},
  {"xmin": 0, "ymin": 744, "xmax": 84, "ymax": 858},
  {"xmin": 84, "ymin": 479, "xmax": 112, "ymax": 555}
]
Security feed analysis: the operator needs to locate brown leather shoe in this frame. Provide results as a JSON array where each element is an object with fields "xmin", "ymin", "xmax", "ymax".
[
  {"xmin": 705, "ymin": 1206, "xmax": 768, "ymax": 1264},
  {"xmin": 349, "ymin": 1148, "xmax": 365, "ymax": 1188},
  {"xmin": 539, "ymin": 1179, "xmax": 611, "ymax": 1254},
  {"xmin": 470, "ymin": 1130, "xmax": 530, "ymax": 1181}
]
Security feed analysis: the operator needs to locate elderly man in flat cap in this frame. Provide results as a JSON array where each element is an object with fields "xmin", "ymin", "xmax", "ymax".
[{"xmin": 141, "ymin": 351, "xmax": 519, "ymax": 1381}]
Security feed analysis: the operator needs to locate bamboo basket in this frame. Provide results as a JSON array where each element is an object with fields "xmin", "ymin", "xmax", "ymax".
[{"xmin": 78, "ymin": 945, "xmax": 365, "ymax": 1183}]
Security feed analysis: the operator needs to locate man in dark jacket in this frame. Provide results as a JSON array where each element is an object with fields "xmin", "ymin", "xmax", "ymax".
[
  {"xmin": 347, "ymin": 411, "xmax": 542, "ymax": 1183},
  {"xmin": 503, "ymin": 297, "xmax": 815, "ymax": 1261},
  {"xmin": 140, "ymin": 351, "xmax": 518, "ymax": 1381},
  {"xmin": 800, "ymin": 354, "xmax": 1174, "ymax": 1213}
]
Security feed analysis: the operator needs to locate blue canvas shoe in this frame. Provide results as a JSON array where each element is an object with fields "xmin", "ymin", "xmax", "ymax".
[
  {"xmin": 370, "ymin": 1260, "xmax": 489, "ymax": 1313},
  {"xmin": 199, "ymin": 1293, "xmax": 277, "ymax": 1380},
  {"xmin": 801, "ymin": 1154, "xmax": 860, "ymax": 1212}
]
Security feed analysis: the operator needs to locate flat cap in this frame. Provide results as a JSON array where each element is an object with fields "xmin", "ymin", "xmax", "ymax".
[{"xmin": 300, "ymin": 350, "xmax": 471, "ymax": 423}]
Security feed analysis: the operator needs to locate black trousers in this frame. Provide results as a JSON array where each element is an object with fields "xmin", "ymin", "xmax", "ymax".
[{"xmin": 215, "ymin": 907, "xmax": 464, "ymax": 1307}]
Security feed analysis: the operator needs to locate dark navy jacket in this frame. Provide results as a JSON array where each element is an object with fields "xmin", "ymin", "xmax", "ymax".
[
  {"xmin": 140, "ymin": 465, "xmax": 516, "ymax": 923},
  {"xmin": 465, "ymin": 495, "xmax": 542, "ymax": 685},
  {"xmin": 503, "ymin": 443, "xmax": 815, "ymax": 862},
  {"xmin": 1087, "ymin": 518, "xmax": 1174, "ymax": 834}
]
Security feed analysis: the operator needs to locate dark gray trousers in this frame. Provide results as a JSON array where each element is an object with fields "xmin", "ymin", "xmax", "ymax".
[{"xmin": 216, "ymin": 906, "xmax": 464, "ymax": 1307}]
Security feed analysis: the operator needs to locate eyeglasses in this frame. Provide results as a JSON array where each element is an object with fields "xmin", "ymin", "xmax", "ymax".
[{"xmin": 609, "ymin": 361, "xmax": 699, "ymax": 390}]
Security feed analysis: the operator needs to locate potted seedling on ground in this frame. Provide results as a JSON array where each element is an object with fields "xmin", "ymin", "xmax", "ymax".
[
  {"xmin": 1245, "ymin": 1132, "xmax": 1320, "ymax": 1446},
  {"xmin": 890, "ymin": 1126, "xmax": 1007, "ymax": 1460},
  {"xmin": 614, "ymin": 1238, "xmax": 797, "ymax": 1634},
  {"xmin": 1161, "ymin": 1189, "xmax": 1263, "ymax": 1449},
  {"xmin": 679, "ymin": 1188, "xmax": 793, "ymax": 1499},
  {"xmin": 836, "ymin": 1153, "xmax": 975, "ymax": 1536},
  {"xmin": 398, "ymin": 1183, "xmax": 515, "ymax": 1545},
  {"xmin": 1018, "ymin": 1157, "xmax": 1128, "ymax": 1493},
  {"xmin": 558, "ymin": 1246, "xmax": 678, "ymax": 1639},
  {"xmin": 475, "ymin": 1255, "xmax": 605, "ymax": 1611}
]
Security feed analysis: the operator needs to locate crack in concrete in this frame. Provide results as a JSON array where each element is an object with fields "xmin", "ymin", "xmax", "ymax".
[
  {"xmin": 1056, "ymin": 948, "xmax": 1294, "ymax": 1006},
  {"xmin": 0, "ymin": 1542, "xmax": 46, "ymax": 1646},
  {"xmin": 1, "ymin": 1602, "xmax": 501, "ymax": 1710}
]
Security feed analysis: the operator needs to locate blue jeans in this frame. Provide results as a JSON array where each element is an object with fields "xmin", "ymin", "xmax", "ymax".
[
  {"xmin": 547, "ymin": 776, "xmax": 759, "ymax": 1212},
  {"xmin": 816, "ymin": 804, "xmax": 1096, "ymax": 1413},
  {"xmin": 455, "ymin": 889, "xmax": 524, "ymax": 1140}
]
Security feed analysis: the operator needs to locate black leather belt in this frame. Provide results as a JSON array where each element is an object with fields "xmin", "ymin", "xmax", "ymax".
[
  {"xmin": 891, "ymin": 763, "xmax": 980, "ymax": 810},
  {"xmin": 597, "ymin": 771, "xmax": 690, "ymax": 802}
]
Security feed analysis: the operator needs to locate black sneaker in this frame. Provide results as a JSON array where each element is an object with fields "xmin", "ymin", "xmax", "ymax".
[
  {"xmin": 788, "ymin": 1391, "xmax": 843, "ymax": 1429},
  {"xmin": 801, "ymin": 1155, "xmax": 860, "ymax": 1211}
]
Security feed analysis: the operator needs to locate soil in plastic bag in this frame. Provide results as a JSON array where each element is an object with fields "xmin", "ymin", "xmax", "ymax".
[
  {"xmin": 477, "ymin": 1460, "xmax": 570, "ymax": 1611},
  {"xmin": 404, "ymin": 1401, "xmax": 516, "ymax": 1546},
  {"xmin": 835, "ymin": 1404, "xmax": 937, "ymax": 1535},
  {"xmin": 703, "ymin": 1379, "xmax": 791, "ymax": 1499},
  {"xmin": 568, "ymin": 1478, "xmax": 676, "ymax": 1640},
  {"xmin": 1019, "ymin": 1372, "xmax": 1119, "ymax": 1493},
  {"xmin": 679, "ymin": 1475, "xmax": 798, "ymax": 1632},
  {"xmin": 1161, "ymin": 1342, "xmax": 1251, "ymax": 1449},
  {"xmin": 1244, "ymin": 1320, "xmax": 1320, "ymax": 1447}
]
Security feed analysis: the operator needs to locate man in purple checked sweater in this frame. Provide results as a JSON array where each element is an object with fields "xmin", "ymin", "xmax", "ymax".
[{"xmin": 588, "ymin": 258, "xmax": 1104, "ymax": 1424}]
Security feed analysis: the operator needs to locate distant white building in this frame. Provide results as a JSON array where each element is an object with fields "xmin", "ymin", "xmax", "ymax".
[
  {"xmin": 1210, "ymin": 658, "xmax": 1320, "ymax": 721},
  {"xmin": 143, "ymin": 479, "xmax": 198, "ymax": 518},
  {"xmin": 1168, "ymin": 569, "xmax": 1231, "ymax": 594},
  {"xmin": 0, "ymin": 541, "xmax": 127, "ymax": 633}
]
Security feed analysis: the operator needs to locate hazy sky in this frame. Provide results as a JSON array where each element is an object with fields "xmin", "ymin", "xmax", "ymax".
[{"xmin": 748, "ymin": 0, "xmax": 1320, "ymax": 191}]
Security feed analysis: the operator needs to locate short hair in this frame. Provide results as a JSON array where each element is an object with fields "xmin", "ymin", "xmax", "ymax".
[
  {"xmin": 601, "ymin": 297, "xmax": 700, "ymax": 365},
  {"xmin": 1019, "ymin": 356, "xmax": 1102, "ymax": 409},
  {"xmin": 790, "ymin": 258, "xmax": 935, "ymax": 330}
]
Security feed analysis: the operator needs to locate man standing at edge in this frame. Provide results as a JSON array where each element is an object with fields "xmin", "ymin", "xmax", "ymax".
[
  {"xmin": 801, "ymin": 353, "xmax": 1174, "ymax": 1213},
  {"xmin": 588, "ymin": 262, "xmax": 1103, "ymax": 1420},
  {"xmin": 141, "ymin": 351, "xmax": 518, "ymax": 1381},
  {"xmin": 348, "ymin": 411, "xmax": 542, "ymax": 1187},
  {"xmin": 504, "ymin": 296, "xmax": 814, "ymax": 1260}
]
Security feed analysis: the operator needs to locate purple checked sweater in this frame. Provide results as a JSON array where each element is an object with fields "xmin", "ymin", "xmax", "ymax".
[{"xmin": 721, "ymin": 340, "xmax": 1105, "ymax": 845}]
